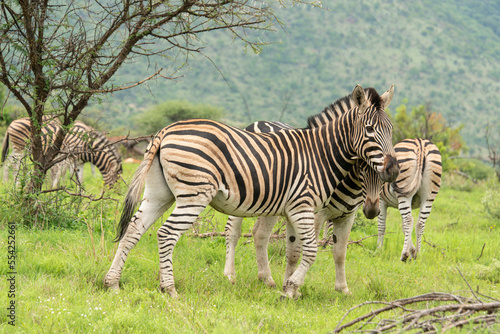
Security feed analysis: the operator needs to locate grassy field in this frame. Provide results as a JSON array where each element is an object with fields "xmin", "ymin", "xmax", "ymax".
[{"xmin": 0, "ymin": 163, "xmax": 499, "ymax": 333}]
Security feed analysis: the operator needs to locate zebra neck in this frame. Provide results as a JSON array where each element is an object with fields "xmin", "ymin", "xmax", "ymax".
[{"xmin": 322, "ymin": 113, "xmax": 357, "ymax": 165}]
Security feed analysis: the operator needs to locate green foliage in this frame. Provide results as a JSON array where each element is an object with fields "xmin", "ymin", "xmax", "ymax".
[
  {"xmin": 475, "ymin": 258, "xmax": 500, "ymax": 284},
  {"xmin": 0, "ymin": 162, "xmax": 123, "ymax": 230},
  {"xmin": 453, "ymin": 158, "xmax": 495, "ymax": 181},
  {"xmin": 135, "ymin": 100, "xmax": 225, "ymax": 135},
  {"xmin": 0, "ymin": 84, "xmax": 25, "ymax": 140},
  {"xmin": 390, "ymin": 101, "xmax": 467, "ymax": 171}
]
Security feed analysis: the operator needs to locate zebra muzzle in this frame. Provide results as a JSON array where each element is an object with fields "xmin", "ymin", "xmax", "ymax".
[
  {"xmin": 379, "ymin": 155, "xmax": 399, "ymax": 183},
  {"xmin": 363, "ymin": 196, "xmax": 380, "ymax": 219}
]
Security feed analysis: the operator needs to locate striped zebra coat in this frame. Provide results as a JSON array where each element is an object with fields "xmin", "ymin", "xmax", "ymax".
[
  {"xmin": 224, "ymin": 117, "xmax": 384, "ymax": 295},
  {"xmin": 1, "ymin": 117, "xmax": 122, "ymax": 187},
  {"xmin": 104, "ymin": 85, "xmax": 399, "ymax": 299},
  {"xmin": 375, "ymin": 138, "xmax": 442, "ymax": 261}
]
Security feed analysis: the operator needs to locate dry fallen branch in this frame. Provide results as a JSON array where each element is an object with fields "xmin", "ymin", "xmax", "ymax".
[
  {"xmin": 333, "ymin": 292, "xmax": 500, "ymax": 333},
  {"xmin": 191, "ymin": 231, "xmax": 286, "ymax": 240}
]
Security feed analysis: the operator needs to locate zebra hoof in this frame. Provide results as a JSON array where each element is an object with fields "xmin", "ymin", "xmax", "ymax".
[
  {"xmin": 335, "ymin": 285, "xmax": 350, "ymax": 295},
  {"xmin": 258, "ymin": 275, "xmax": 277, "ymax": 288},
  {"xmin": 283, "ymin": 281, "xmax": 301, "ymax": 300},
  {"xmin": 103, "ymin": 277, "xmax": 120, "ymax": 291},
  {"xmin": 160, "ymin": 285, "xmax": 178, "ymax": 298},
  {"xmin": 226, "ymin": 274, "xmax": 236, "ymax": 284},
  {"xmin": 265, "ymin": 279, "xmax": 277, "ymax": 288}
]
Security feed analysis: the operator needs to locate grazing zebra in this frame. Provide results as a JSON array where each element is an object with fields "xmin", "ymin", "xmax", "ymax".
[
  {"xmin": 224, "ymin": 113, "xmax": 384, "ymax": 295},
  {"xmin": 104, "ymin": 84, "xmax": 399, "ymax": 299},
  {"xmin": 375, "ymin": 138, "xmax": 442, "ymax": 261},
  {"xmin": 1, "ymin": 117, "xmax": 122, "ymax": 186}
]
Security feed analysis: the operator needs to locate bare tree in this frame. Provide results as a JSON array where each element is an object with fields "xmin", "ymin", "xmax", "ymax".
[{"xmin": 0, "ymin": 0, "xmax": 314, "ymax": 192}]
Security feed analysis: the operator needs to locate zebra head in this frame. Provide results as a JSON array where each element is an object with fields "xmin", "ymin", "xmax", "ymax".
[
  {"xmin": 358, "ymin": 161, "xmax": 383, "ymax": 219},
  {"xmin": 87, "ymin": 130, "xmax": 123, "ymax": 186},
  {"xmin": 102, "ymin": 145, "xmax": 123, "ymax": 186},
  {"xmin": 350, "ymin": 84, "xmax": 399, "ymax": 183}
]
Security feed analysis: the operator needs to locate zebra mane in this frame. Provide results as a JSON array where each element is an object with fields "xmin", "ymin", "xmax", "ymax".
[{"xmin": 306, "ymin": 87, "xmax": 383, "ymax": 129}]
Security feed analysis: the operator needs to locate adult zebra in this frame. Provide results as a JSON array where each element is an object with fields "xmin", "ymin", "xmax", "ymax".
[
  {"xmin": 104, "ymin": 85, "xmax": 399, "ymax": 299},
  {"xmin": 375, "ymin": 138, "xmax": 442, "ymax": 261},
  {"xmin": 1, "ymin": 117, "xmax": 122, "ymax": 187},
  {"xmin": 224, "ymin": 113, "xmax": 384, "ymax": 295}
]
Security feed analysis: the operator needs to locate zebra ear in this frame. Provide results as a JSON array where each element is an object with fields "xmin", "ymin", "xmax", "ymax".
[
  {"xmin": 380, "ymin": 84, "xmax": 395, "ymax": 109},
  {"xmin": 352, "ymin": 85, "xmax": 368, "ymax": 115}
]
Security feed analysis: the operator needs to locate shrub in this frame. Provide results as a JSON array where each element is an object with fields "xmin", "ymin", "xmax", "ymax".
[
  {"xmin": 454, "ymin": 159, "xmax": 495, "ymax": 181},
  {"xmin": 482, "ymin": 183, "xmax": 500, "ymax": 219}
]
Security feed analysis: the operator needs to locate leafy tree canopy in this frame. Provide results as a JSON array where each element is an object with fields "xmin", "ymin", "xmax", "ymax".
[{"xmin": 390, "ymin": 101, "xmax": 467, "ymax": 171}]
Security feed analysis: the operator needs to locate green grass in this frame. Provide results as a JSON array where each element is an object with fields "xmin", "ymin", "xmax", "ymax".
[{"xmin": 0, "ymin": 165, "xmax": 499, "ymax": 333}]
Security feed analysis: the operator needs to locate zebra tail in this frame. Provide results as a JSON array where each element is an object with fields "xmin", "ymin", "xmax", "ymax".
[
  {"xmin": 114, "ymin": 133, "xmax": 163, "ymax": 242},
  {"xmin": 1, "ymin": 132, "xmax": 9, "ymax": 163}
]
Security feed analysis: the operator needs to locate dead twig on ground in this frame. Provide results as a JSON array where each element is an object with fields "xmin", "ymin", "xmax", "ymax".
[
  {"xmin": 476, "ymin": 243, "xmax": 486, "ymax": 261},
  {"xmin": 334, "ymin": 271, "xmax": 500, "ymax": 333},
  {"xmin": 333, "ymin": 292, "xmax": 500, "ymax": 333}
]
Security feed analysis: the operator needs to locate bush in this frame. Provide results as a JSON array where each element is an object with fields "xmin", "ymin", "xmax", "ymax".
[
  {"xmin": 0, "ymin": 161, "xmax": 120, "ymax": 230},
  {"xmin": 135, "ymin": 100, "xmax": 225, "ymax": 135},
  {"xmin": 482, "ymin": 183, "xmax": 500, "ymax": 219},
  {"xmin": 454, "ymin": 159, "xmax": 495, "ymax": 181}
]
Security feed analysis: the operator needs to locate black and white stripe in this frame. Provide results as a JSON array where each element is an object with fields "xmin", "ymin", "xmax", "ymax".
[
  {"xmin": 375, "ymin": 138, "xmax": 442, "ymax": 261},
  {"xmin": 224, "ymin": 105, "xmax": 385, "ymax": 294},
  {"xmin": 104, "ymin": 85, "xmax": 399, "ymax": 299},
  {"xmin": 1, "ymin": 117, "xmax": 122, "ymax": 186}
]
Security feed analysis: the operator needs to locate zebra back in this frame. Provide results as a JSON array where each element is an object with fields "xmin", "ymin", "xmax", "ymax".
[
  {"xmin": 4, "ymin": 116, "xmax": 61, "ymax": 157},
  {"xmin": 3, "ymin": 117, "xmax": 122, "ymax": 185},
  {"xmin": 65, "ymin": 122, "xmax": 122, "ymax": 185}
]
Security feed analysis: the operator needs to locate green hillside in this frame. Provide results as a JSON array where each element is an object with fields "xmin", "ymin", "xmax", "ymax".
[{"xmin": 88, "ymin": 0, "xmax": 500, "ymax": 154}]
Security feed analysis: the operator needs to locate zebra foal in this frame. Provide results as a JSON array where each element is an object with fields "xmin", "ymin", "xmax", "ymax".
[
  {"xmin": 1, "ymin": 117, "xmax": 122, "ymax": 187},
  {"xmin": 224, "ymin": 94, "xmax": 385, "ymax": 295},
  {"xmin": 375, "ymin": 138, "xmax": 442, "ymax": 261},
  {"xmin": 104, "ymin": 84, "xmax": 399, "ymax": 299}
]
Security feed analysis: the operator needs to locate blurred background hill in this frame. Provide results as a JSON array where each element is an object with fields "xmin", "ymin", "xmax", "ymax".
[{"xmin": 5, "ymin": 0, "xmax": 500, "ymax": 155}]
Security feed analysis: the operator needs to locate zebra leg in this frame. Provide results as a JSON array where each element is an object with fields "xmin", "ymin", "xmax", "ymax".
[
  {"xmin": 104, "ymin": 195, "xmax": 173, "ymax": 290},
  {"xmin": 11, "ymin": 152, "xmax": 23, "ymax": 186},
  {"xmin": 398, "ymin": 197, "xmax": 416, "ymax": 262},
  {"xmin": 331, "ymin": 215, "xmax": 355, "ymax": 294},
  {"xmin": 377, "ymin": 201, "xmax": 388, "ymax": 248},
  {"xmin": 75, "ymin": 162, "xmax": 84, "ymax": 185},
  {"xmin": 104, "ymin": 160, "xmax": 174, "ymax": 290},
  {"xmin": 282, "ymin": 220, "xmax": 300, "ymax": 290},
  {"xmin": 252, "ymin": 216, "xmax": 279, "ymax": 288},
  {"xmin": 415, "ymin": 198, "xmax": 434, "ymax": 256},
  {"xmin": 282, "ymin": 208, "xmax": 317, "ymax": 299},
  {"xmin": 157, "ymin": 201, "xmax": 209, "ymax": 297},
  {"xmin": 50, "ymin": 160, "xmax": 67, "ymax": 188},
  {"xmin": 2, "ymin": 153, "xmax": 14, "ymax": 183},
  {"xmin": 224, "ymin": 216, "xmax": 244, "ymax": 283}
]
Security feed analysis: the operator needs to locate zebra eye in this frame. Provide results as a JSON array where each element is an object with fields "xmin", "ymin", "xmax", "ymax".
[{"xmin": 366, "ymin": 125, "xmax": 374, "ymax": 134}]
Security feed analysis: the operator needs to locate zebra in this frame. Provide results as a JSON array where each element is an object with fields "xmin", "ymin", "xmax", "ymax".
[
  {"xmin": 224, "ymin": 116, "xmax": 384, "ymax": 295},
  {"xmin": 104, "ymin": 84, "xmax": 399, "ymax": 299},
  {"xmin": 375, "ymin": 138, "xmax": 442, "ymax": 262},
  {"xmin": 1, "ymin": 117, "xmax": 122, "ymax": 187}
]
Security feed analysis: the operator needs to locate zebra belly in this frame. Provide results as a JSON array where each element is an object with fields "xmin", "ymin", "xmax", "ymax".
[{"xmin": 209, "ymin": 190, "xmax": 283, "ymax": 218}]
